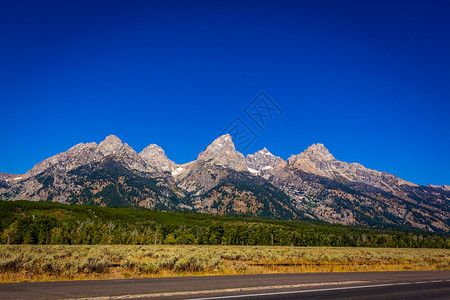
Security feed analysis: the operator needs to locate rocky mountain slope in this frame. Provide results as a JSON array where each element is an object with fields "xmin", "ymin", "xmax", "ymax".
[
  {"xmin": 246, "ymin": 148, "xmax": 287, "ymax": 175},
  {"xmin": 0, "ymin": 134, "xmax": 448, "ymax": 232}
]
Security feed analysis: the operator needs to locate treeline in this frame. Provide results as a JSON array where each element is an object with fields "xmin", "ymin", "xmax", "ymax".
[{"xmin": 0, "ymin": 200, "xmax": 448, "ymax": 248}]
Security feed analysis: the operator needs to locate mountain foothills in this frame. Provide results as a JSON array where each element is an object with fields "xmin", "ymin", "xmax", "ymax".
[{"xmin": 0, "ymin": 135, "xmax": 449, "ymax": 232}]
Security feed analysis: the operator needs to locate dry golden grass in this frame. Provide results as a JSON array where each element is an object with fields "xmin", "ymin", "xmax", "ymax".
[{"xmin": 0, "ymin": 245, "xmax": 449, "ymax": 283}]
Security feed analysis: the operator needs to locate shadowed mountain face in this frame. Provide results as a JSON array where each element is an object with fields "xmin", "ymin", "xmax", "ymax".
[{"xmin": 1, "ymin": 135, "xmax": 448, "ymax": 232}]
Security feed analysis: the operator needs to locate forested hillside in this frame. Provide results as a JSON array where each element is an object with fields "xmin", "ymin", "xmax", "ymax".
[{"xmin": 0, "ymin": 200, "xmax": 448, "ymax": 248}]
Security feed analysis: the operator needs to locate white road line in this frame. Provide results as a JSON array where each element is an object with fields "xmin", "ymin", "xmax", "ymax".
[
  {"xmin": 190, "ymin": 283, "xmax": 398, "ymax": 300},
  {"xmin": 68, "ymin": 280, "xmax": 450, "ymax": 300},
  {"xmin": 68, "ymin": 281, "xmax": 367, "ymax": 300},
  {"xmin": 190, "ymin": 281, "xmax": 449, "ymax": 300}
]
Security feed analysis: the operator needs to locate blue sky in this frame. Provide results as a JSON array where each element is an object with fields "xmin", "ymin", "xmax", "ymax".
[{"xmin": 1, "ymin": 0, "xmax": 449, "ymax": 185}]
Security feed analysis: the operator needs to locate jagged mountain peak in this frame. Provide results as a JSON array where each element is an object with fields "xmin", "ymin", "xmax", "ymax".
[
  {"xmin": 98, "ymin": 135, "xmax": 124, "ymax": 155},
  {"xmin": 97, "ymin": 135, "xmax": 140, "ymax": 161},
  {"xmin": 68, "ymin": 142, "xmax": 91, "ymax": 152},
  {"xmin": 207, "ymin": 134, "xmax": 234, "ymax": 149},
  {"xmin": 139, "ymin": 144, "xmax": 177, "ymax": 173},
  {"xmin": 246, "ymin": 147, "xmax": 286, "ymax": 174},
  {"xmin": 197, "ymin": 134, "xmax": 247, "ymax": 171},
  {"xmin": 301, "ymin": 143, "xmax": 335, "ymax": 161},
  {"xmin": 199, "ymin": 134, "xmax": 235, "ymax": 154},
  {"xmin": 428, "ymin": 184, "xmax": 450, "ymax": 191},
  {"xmin": 140, "ymin": 144, "xmax": 166, "ymax": 156},
  {"xmin": 24, "ymin": 135, "xmax": 145, "ymax": 178},
  {"xmin": 287, "ymin": 143, "xmax": 334, "ymax": 176},
  {"xmin": 102, "ymin": 134, "xmax": 123, "ymax": 144},
  {"xmin": 258, "ymin": 147, "xmax": 274, "ymax": 156},
  {"xmin": 288, "ymin": 143, "xmax": 418, "ymax": 192},
  {"xmin": 139, "ymin": 144, "xmax": 168, "ymax": 163}
]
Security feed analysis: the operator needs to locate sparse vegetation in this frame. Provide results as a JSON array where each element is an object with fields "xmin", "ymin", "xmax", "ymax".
[{"xmin": 0, "ymin": 245, "xmax": 448, "ymax": 282}]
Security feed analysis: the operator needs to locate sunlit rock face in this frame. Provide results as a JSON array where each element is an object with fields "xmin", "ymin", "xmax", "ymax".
[
  {"xmin": 197, "ymin": 134, "xmax": 248, "ymax": 172},
  {"xmin": 246, "ymin": 148, "xmax": 287, "ymax": 175},
  {"xmin": 287, "ymin": 143, "xmax": 417, "ymax": 192},
  {"xmin": 139, "ymin": 144, "xmax": 177, "ymax": 174}
]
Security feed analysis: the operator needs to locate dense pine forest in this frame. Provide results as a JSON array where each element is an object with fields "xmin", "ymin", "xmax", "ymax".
[{"xmin": 0, "ymin": 200, "xmax": 448, "ymax": 248}]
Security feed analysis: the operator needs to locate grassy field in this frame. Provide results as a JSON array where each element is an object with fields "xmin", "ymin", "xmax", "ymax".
[{"xmin": 0, "ymin": 245, "xmax": 449, "ymax": 282}]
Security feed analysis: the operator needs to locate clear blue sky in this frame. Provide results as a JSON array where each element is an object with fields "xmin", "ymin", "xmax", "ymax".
[{"xmin": 1, "ymin": 0, "xmax": 449, "ymax": 185}]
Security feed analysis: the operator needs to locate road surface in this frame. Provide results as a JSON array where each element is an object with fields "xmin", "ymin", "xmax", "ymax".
[{"xmin": 0, "ymin": 270, "xmax": 449, "ymax": 299}]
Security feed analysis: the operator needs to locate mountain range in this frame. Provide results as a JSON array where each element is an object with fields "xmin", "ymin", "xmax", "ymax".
[{"xmin": 0, "ymin": 134, "xmax": 448, "ymax": 232}]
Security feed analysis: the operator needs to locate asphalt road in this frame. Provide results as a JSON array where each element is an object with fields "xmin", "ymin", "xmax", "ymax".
[{"xmin": 0, "ymin": 270, "xmax": 449, "ymax": 300}]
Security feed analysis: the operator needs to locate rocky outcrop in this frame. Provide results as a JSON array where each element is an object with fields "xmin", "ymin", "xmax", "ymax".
[
  {"xmin": 287, "ymin": 143, "xmax": 417, "ymax": 192},
  {"xmin": 197, "ymin": 134, "xmax": 248, "ymax": 172},
  {"xmin": 24, "ymin": 141, "xmax": 100, "ymax": 178},
  {"xmin": 139, "ymin": 144, "xmax": 177, "ymax": 174},
  {"xmin": 428, "ymin": 184, "xmax": 450, "ymax": 192},
  {"xmin": 22, "ymin": 135, "xmax": 175, "ymax": 178},
  {"xmin": 246, "ymin": 148, "xmax": 287, "ymax": 175}
]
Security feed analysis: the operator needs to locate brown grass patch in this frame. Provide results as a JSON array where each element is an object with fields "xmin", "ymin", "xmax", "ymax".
[{"xmin": 0, "ymin": 245, "xmax": 448, "ymax": 282}]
